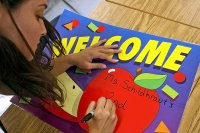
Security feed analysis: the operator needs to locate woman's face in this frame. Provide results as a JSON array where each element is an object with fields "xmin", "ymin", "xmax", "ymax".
[{"xmin": 0, "ymin": 0, "xmax": 48, "ymax": 60}]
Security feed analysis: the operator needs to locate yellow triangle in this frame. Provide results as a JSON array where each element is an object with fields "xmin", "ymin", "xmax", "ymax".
[
  {"xmin": 64, "ymin": 22, "xmax": 73, "ymax": 31},
  {"xmin": 154, "ymin": 121, "xmax": 171, "ymax": 133}
]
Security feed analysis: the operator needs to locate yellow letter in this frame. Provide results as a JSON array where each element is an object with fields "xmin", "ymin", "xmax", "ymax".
[
  {"xmin": 118, "ymin": 37, "xmax": 141, "ymax": 61},
  {"xmin": 62, "ymin": 37, "xmax": 77, "ymax": 55},
  {"xmin": 74, "ymin": 36, "xmax": 90, "ymax": 53},
  {"xmin": 52, "ymin": 45, "xmax": 60, "ymax": 58},
  {"xmin": 163, "ymin": 45, "xmax": 191, "ymax": 71},
  {"xmin": 52, "ymin": 37, "xmax": 77, "ymax": 58},
  {"xmin": 135, "ymin": 40, "xmax": 171, "ymax": 67},
  {"xmin": 104, "ymin": 36, "xmax": 122, "ymax": 46}
]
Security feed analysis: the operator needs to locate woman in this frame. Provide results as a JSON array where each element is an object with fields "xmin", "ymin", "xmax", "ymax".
[{"xmin": 0, "ymin": 0, "xmax": 120, "ymax": 132}]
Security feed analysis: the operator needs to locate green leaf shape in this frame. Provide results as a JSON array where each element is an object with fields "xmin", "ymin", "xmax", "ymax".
[
  {"xmin": 134, "ymin": 73, "xmax": 167, "ymax": 90},
  {"xmin": 75, "ymin": 67, "xmax": 87, "ymax": 74},
  {"xmin": 19, "ymin": 97, "xmax": 31, "ymax": 104}
]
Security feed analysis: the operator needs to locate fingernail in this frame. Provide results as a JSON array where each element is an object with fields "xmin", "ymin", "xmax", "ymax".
[
  {"xmin": 114, "ymin": 59, "xmax": 119, "ymax": 62},
  {"xmin": 102, "ymin": 65, "xmax": 107, "ymax": 69}
]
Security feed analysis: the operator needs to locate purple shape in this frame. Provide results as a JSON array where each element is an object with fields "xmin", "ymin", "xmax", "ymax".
[{"xmin": 11, "ymin": 97, "xmax": 86, "ymax": 133}]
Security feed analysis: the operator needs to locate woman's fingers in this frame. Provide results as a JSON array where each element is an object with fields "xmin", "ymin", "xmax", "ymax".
[
  {"xmin": 92, "ymin": 39, "xmax": 107, "ymax": 47},
  {"xmin": 85, "ymin": 101, "xmax": 96, "ymax": 115},
  {"xmin": 97, "ymin": 53, "xmax": 119, "ymax": 63},
  {"xmin": 87, "ymin": 97, "xmax": 118, "ymax": 133},
  {"xmin": 92, "ymin": 53, "xmax": 118, "ymax": 63},
  {"xmin": 110, "ymin": 103, "xmax": 117, "ymax": 122},
  {"xmin": 99, "ymin": 49, "xmax": 121, "ymax": 54},
  {"xmin": 101, "ymin": 44, "xmax": 119, "ymax": 49},
  {"xmin": 105, "ymin": 99, "xmax": 113, "ymax": 112},
  {"xmin": 87, "ymin": 63, "xmax": 107, "ymax": 69},
  {"xmin": 95, "ymin": 97, "xmax": 107, "ymax": 110}
]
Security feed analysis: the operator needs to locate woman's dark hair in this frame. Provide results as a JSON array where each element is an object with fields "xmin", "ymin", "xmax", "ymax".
[{"xmin": 0, "ymin": 0, "xmax": 66, "ymax": 104}]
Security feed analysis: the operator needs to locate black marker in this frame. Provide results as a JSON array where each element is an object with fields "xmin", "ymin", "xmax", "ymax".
[{"xmin": 81, "ymin": 110, "xmax": 95, "ymax": 123}]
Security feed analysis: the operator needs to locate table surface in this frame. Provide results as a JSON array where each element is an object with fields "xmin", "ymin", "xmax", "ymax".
[{"xmin": 1, "ymin": 0, "xmax": 200, "ymax": 133}]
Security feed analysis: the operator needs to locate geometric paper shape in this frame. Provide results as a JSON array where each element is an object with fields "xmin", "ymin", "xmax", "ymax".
[
  {"xmin": 134, "ymin": 73, "xmax": 167, "ymax": 90},
  {"xmin": 173, "ymin": 72, "xmax": 186, "ymax": 83},
  {"xmin": 64, "ymin": 22, "xmax": 73, "ymax": 31},
  {"xmin": 19, "ymin": 97, "xmax": 31, "ymax": 104},
  {"xmin": 75, "ymin": 67, "xmax": 87, "ymax": 74},
  {"xmin": 97, "ymin": 25, "xmax": 105, "ymax": 33},
  {"xmin": 154, "ymin": 121, "xmax": 171, "ymax": 133},
  {"xmin": 162, "ymin": 85, "xmax": 179, "ymax": 99},
  {"xmin": 42, "ymin": 100, "xmax": 77, "ymax": 122},
  {"xmin": 56, "ymin": 72, "xmax": 83, "ymax": 117},
  {"xmin": 72, "ymin": 19, "xmax": 80, "ymax": 27},
  {"xmin": 136, "ymin": 67, "xmax": 142, "ymax": 77},
  {"xmin": 88, "ymin": 22, "xmax": 98, "ymax": 32}
]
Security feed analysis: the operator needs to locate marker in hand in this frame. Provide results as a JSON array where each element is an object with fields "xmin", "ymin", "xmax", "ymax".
[{"xmin": 81, "ymin": 110, "xmax": 95, "ymax": 123}]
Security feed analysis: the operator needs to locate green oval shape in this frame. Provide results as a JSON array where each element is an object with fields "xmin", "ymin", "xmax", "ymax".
[{"xmin": 134, "ymin": 73, "xmax": 167, "ymax": 90}]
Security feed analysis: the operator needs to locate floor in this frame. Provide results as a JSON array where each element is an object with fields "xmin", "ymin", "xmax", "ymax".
[{"xmin": 0, "ymin": 0, "xmax": 101, "ymax": 123}]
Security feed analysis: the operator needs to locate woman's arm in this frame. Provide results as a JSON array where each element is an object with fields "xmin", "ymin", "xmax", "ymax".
[{"xmin": 50, "ymin": 54, "xmax": 76, "ymax": 76}]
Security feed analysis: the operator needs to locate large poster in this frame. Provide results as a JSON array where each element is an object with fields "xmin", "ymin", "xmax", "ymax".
[{"xmin": 53, "ymin": 10, "xmax": 200, "ymax": 133}]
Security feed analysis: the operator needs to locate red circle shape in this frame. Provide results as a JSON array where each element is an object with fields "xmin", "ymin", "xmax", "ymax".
[
  {"xmin": 72, "ymin": 19, "xmax": 80, "ymax": 27},
  {"xmin": 174, "ymin": 72, "xmax": 186, "ymax": 83},
  {"xmin": 97, "ymin": 25, "xmax": 105, "ymax": 33}
]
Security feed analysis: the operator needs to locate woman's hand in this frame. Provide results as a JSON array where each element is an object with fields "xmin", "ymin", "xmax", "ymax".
[
  {"xmin": 73, "ymin": 39, "xmax": 121, "ymax": 71},
  {"xmin": 51, "ymin": 40, "xmax": 121, "ymax": 76},
  {"xmin": 86, "ymin": 97, "xmax": 118, "ymax": 133}
]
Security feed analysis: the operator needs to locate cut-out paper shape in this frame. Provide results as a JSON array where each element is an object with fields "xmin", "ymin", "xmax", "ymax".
[
  {"xmin": 134, "ymin": 73, "xmax": 167, "ymax": 90},
  {"xmin": 42, "ymin": 100, "xmax": 77, "ymax": 122},
  {"xmin": 174, "ymin": 72, "xmax": 186, "ymax": 83},
  {"xmin": 97, "ymin": 25, "xmax": 105, "ymax": 33},
  {"xmin": 72, "ymin": 19, "xmax": 80, "ymax": 27},
  {"xmin": 56, "ymin": 73, "xmax": 83, "ymax": 117},
  {"xmin": 64, "ymin": 19, "xmax": 80, "ymax": 31},
  {"xmin": 19, "ymin": 97, "xmax": 31, "ymax": 104},
  {"xmin": 154, "ymin": 121, "xmax": 171, "ymax": 133},
  {"xmin": 64, "ymin": 22, "xmax": 73, "ymax": 31},
  {"xmin": 78, "ymin": 68, "xmax": 160, "ymax": 133},
  {"xmin": 88, "ymin": 22, "xmax": 98, "ymax": 32},
  {"xmin": 42, "ymin": 72, "xmax": 83, "ymax": 122},
  {"xmin": 162, "ymin": 85, "xmax": 179, "ymax": 99},
  {"xmin": 75, "ymin": 67, "xmax": 87, "ymax": 74},
  {"xmin": 136, "ymin": 67, "xmax": 142, "ymax": 77}
]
